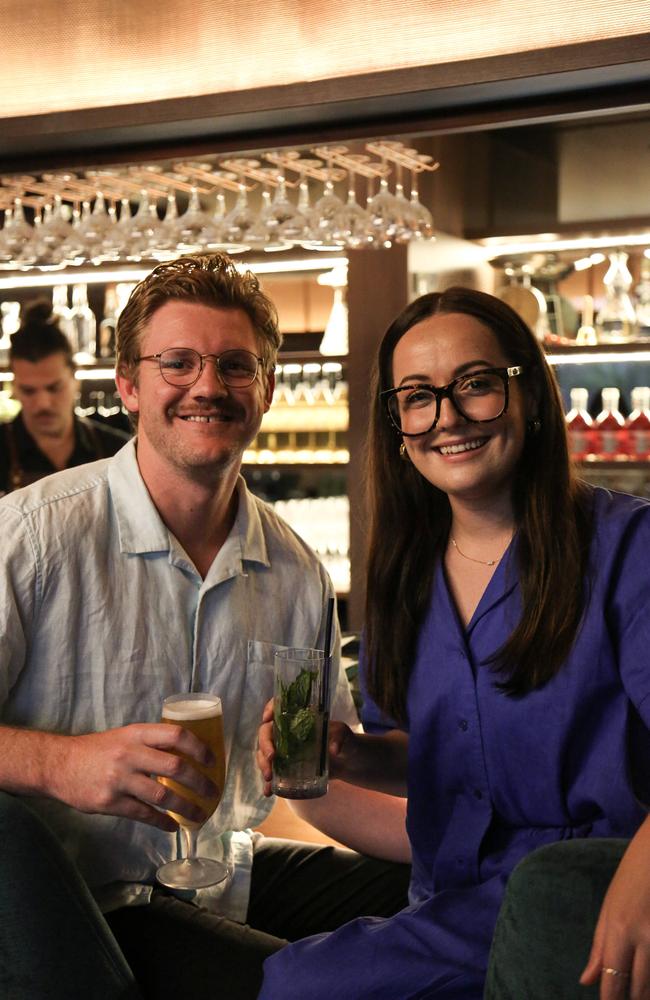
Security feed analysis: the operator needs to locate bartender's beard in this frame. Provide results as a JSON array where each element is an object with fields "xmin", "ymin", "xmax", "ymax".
[{"xmin": 28, "ymin": 409, "xmax": 71, "ymax": 440}]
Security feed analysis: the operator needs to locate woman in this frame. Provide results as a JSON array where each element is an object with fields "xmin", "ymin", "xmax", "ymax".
[{"xmin": 257, "ymin": 288, "xmax": 650, "ymax": 999}]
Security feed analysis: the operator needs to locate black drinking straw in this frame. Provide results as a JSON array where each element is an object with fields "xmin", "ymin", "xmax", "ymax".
[{"xmin": 318, "ymin": 596, "xmax": 335, "ymax": 776}]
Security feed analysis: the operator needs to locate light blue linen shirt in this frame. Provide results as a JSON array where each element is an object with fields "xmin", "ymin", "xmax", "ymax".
[{"xmin": 0, "ymin": 439, "xmax": 357, "ymax": 919}]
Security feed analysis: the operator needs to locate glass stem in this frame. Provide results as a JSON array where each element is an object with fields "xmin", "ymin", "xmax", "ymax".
[{"xmin": 181, "ymin": 825, "xmax": 199, "ymax": 863}]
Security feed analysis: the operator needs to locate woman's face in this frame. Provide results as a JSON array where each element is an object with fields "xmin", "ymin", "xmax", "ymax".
[{"xmin": 391, "ymin": 311, "xmax": 534, "ymax": 513}]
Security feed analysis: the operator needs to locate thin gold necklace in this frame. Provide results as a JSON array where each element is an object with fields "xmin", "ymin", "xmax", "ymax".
[{"xmin": 450, "ymin": 536, "xmax": 508, "ymax": 567}]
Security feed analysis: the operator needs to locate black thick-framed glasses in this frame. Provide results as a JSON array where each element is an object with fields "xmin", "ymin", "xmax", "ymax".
[
  {"xmin": 381, "ymin": 366, "xmax": 523, "ymax": 437},
  {"xmin": 136, "ymin": 347, "xmax": 265, "ymax": 388}
]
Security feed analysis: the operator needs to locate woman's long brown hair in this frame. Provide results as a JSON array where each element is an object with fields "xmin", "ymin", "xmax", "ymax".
[{"xmin": 364, "ymin": 288, "xmax": 593, "ymax": 725}]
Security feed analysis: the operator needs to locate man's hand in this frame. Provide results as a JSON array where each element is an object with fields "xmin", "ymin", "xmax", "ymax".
[{"xmin": 52, "ymin": 723, "xmax": 220, "ymax": 831}]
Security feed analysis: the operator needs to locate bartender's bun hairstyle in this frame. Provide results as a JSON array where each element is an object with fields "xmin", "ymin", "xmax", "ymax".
[
  {"xmin": 10, "ymin": 300, "xmax": 74, "ymax": 369},
  {"xmin": 115, "ymin": 251, "xmax": 282, "ymax": 383}
]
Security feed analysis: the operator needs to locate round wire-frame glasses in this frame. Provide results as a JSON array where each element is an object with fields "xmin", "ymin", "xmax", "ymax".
[
  {"xmin": 136, "ymin": 347, "xmax": 265, "ymax": 388},
  {"xmin": 381, "ymin": 366, "xmax": 523, "ymax": 437}
]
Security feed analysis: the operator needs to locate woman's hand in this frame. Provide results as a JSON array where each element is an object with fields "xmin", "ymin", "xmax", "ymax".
[
  {"xmin": 255, "ymin": 700, "xmax": 358, "ymax": 796},
  {"xmin": 580, "ymin": 816, "xmax": 650, "ymax": 999}
]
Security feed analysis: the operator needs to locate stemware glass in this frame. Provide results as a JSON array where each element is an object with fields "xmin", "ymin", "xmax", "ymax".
[
  {"xmin": 74, "ymin": 192, "xmax": 115, "ymax": 262},
  {"xmin": 101, "ymin": 197, "xmax": 134, "ymax": 261},
  {"xmin": 245, "ymin": 182, "xmax": 291, "ymax": 253},
  {"xmin": 399, "ymin": 169, "xmax": 434, "ymax": 242},
  {"xmin": 279, "ymin": 177, "xmax": 317, "ymax": 247},
  {"xmin": 261, "ymin": 174, "xmax": 303, "ymax": 250},
  {"xmin": 332, "ymin": 182, "xmax": 372, "ymax": 249},
  {"xmin": 156, "ymin": 692, "xmax": 229, "ymax": 890},
  {"xmin": 39, "ymin": 194, "xmax": 73, "ymax": 252},
  {"xmin": 223, "ymin": 183, "xmax": 257, "ymax": 248},
  {"xmin": 58, "ymin": 203, "xmax": 90, "ymax": 266},
  {"xmin": 366, "ymin": 175, "xmax": 402, "ymax": 248},
  {"xmin": 122, "ymin": 191, "xmax": 164, "ymax": 262},
  {"xmin": 1, "ymin": 198, "xmax": 35, "ymax": 268},
  {"xmin": 150, "ymin": 193, "xmax": 181, "ymax": 260},
  {"xmin": 303, "ymin": 173, "xmax": 346, "ymax": 251},
  {"xmin": 174, "ymin": 187, "xmax": 221, "ymax": 253},
  {"xmin": 15, "ymin": 203, "xmax": 67, "ymax": 272},
  {"xmin": 0, "ymin": 207, "xmax": 14, "ymax": 266}
]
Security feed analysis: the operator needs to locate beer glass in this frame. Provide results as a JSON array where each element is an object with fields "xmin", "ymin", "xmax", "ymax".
[{"xmin": 156, "ymin": 692, "xmax": 229, "ymax": 890}]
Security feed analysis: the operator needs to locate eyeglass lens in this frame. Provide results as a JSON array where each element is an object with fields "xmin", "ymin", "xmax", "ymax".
[
  {"xmin": 158, "ymin": 348, "xmax": 259, "ymax": 386},
  {"xmin": 388, "ymin": 370, "xmax": 507, "ymax": 435}
]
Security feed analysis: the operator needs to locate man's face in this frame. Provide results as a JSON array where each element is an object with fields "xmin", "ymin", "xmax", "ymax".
[
  {"xmin": 116, "ymin": 300, "xmax": 274, "ymax": 483},
  {"xmin": 11, "ymin": 353, "xmax": 77, "ymax": 440}
]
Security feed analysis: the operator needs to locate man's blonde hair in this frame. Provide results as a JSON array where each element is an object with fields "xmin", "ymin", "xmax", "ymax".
[{"xmin": 116, "ymin": 252, "xmax": 282, "ymax": 382}]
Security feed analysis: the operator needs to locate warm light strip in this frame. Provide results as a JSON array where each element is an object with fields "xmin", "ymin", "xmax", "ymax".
[
  {"xmin": 547, "ymin": 351, "xmax": 650, "ymax": 365},
  {"xmin": 0, "ymin": 371, "xmax": 121, "ymax": 382},
  {"xmin": 75, "ymin": 368, "xmax": 116, "ymax": 380},
  {"xmin": 0, "ymin": 257, "xmax": 347, "ymax": 290},
  {"xmin": 0, "ymin": 269, "xmax": 151, "ymax": 290},
  {"xmin": 482, "ymin": 233, "xmax": 650, "ymax": 257}
]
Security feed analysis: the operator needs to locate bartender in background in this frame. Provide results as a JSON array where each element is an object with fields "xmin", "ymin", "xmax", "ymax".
[{"xmin": 0, "ymin": 300, "xmax": 129, "ymax": 495}]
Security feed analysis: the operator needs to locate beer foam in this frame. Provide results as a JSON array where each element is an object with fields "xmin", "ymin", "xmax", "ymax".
[{"xmin": 162, "ymin": 697, "xmax": 222, "ymax": 721}]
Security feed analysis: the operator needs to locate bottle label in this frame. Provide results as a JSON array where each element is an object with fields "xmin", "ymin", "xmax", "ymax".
[
  {"xmin": 569, "ymin": 430, "xmax": 589, "ymax": 455},
  {"xmin": 599, "ymin": 431, "xmax": 620, "ymax": 455},
  {"xmin": 630, "ymin": 430, "xmax": 650, "ymax": 456}
]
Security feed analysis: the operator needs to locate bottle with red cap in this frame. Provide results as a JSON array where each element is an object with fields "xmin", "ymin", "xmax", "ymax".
[
  {"xmin": 626, "ymin": 386, "xmax": 650, "ymax": 461},
  {"xmin": 565, "ymin": 387, "xmax": 595, "ymax": 461},
  {"xmin": 594, "ymin": 387, "xmax": 627, "ymax": 459}
]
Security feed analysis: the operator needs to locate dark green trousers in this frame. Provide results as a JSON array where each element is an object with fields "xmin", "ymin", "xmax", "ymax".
[
  {"xmin": 485, "ymin": 838, "xmax": 629, "ymax": 1000},
  {"xmin": 0, "ymin": 792, "xmax": 410, "ymax": 1000}
]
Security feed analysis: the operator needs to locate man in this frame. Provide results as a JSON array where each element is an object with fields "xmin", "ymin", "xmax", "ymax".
[
  {"xmin": 0, "ymin": 253, "xmax": 409, "ymax": 1000},
  {"xmin": 0, "ymin": 299, "xmax": 129, "ymax": 495}
]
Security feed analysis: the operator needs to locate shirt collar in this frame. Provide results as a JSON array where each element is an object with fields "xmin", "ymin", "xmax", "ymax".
[{"xmin": 108, "ymin": 439, "xmax": 271, "ymax": 573}]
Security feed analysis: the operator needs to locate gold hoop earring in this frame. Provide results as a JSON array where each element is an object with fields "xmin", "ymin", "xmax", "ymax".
[{"xmin": 399, "ymin": 442, "xmax": 409, "ymax": 460}]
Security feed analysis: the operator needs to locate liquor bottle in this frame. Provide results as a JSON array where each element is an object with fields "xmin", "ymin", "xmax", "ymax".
[
  {"xmin": 594, "ymin": 387, "xmax": 627, "ymax": 458},
  {"xmin": 98, "ymin": 286, "xmax": 118, "ymax": 359},
  {"xmin": 70, "ymin": 284, "xmax": 97, "ymax": 364},
  {"xmin": 575, "ymin": 295, "xmax": 597, "ymax": 346},
  {"xmin": 625, "ymin": 386, "xmax": 650, "ymax": 460},
  {"xmin": 596, "ymin": 251, "xmax": 637, "ymax": 344},
  {"xmin": 635, "ymin": 257, "xmax": 650, "ymax": 341},
  {"xmin": 565, "ymin": 388, "xmax": 595, "ymax": 460},
  {"xmin": 0, "ymin": 301, "xmax": 20, "ymax": 367},
  {"xmin": 51, "ymin": 285, "xmax": 76, "ymax": 349}
]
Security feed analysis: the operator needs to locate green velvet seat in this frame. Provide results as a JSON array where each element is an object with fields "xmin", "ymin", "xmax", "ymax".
[{"xmin": 485, "ymin": 838, "xmax": 629, "ymax": 1000}]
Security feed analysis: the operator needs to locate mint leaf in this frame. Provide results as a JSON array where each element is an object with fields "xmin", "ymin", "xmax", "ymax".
[{"xmin": 290, "ymin": 706, "xmax": 315, "ymax": 742}]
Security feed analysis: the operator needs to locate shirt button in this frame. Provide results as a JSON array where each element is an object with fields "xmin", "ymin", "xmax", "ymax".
[
  {"xmin": 473, "ymin": 789, "xmax": 483, "ymax": 800},
  {"xmin": 458, "ymin": 720, "xmax": 469, "ymax": 732}
]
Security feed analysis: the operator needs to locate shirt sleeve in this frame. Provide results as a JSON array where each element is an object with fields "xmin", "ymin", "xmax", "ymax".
[
  {"xmin": 357, "ymin": 636, "xmax": 402, "ymax": 735},
  {"xmin": 0, "ymin": 504, "xmax": 35, "ymax": 709},
  {"xmin": 603, "ymin": 501, "xmax": 650, "ymax": 728},
  {"xmin": 599, "ymin": 498, "xmax": 650, "ymax": 807}
]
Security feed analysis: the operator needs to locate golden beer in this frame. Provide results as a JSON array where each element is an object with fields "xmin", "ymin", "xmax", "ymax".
[{"xmin": 160, "ymin": 694, "xmax": 226, "ymax": 829}]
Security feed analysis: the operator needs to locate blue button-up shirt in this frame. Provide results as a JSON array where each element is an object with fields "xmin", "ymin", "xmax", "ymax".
[{"xmin": 260, "ymin": 486, "xmax": 650, "ymax": 999}]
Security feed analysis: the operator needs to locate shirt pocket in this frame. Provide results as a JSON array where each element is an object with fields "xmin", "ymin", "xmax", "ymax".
[{"xmin": 234, "ymin": 639, "xmax": 287, "ymax": 751}]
